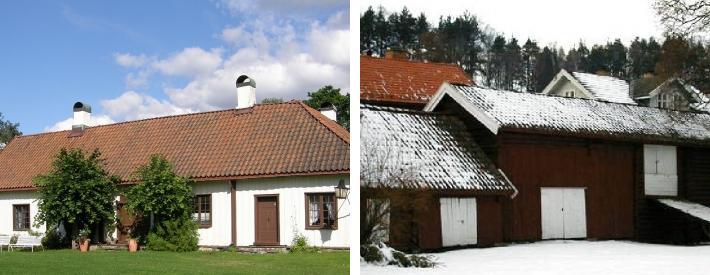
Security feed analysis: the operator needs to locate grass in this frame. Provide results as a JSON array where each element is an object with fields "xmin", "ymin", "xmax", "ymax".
[{"xmin": 0, "ymin": 249, "xmax": 349, "ymax": 274}]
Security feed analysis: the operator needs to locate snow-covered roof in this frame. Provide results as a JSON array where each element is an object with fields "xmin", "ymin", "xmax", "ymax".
[
  {"xmin": 657, "ymin": 199, "xmax": 710, "ymax": 223},
  {"xmin": 570, "ymin": 72, "xmax": 636, "ymax": 104},
  {"xmin": 361, "ymin": 104, "xmax": 513, "ymax": 192},
  {"xmin": 425, "ymin": 84, "xmax": 710, "ymax": 145}
]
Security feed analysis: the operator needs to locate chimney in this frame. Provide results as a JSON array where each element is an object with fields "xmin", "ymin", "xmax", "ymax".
[
  {"xmin": 72, "ymin": 102, "xmax": 91, "ymax": 131},
  {"xmin": 319, "ymin": 103, "xmax": 337, "ymax": 121},
  {"xmin": 385, "ymin": 47, "xmax": 409, "ymax": 60},
  {"xmin": 236, "ymin": 75, "xmax": 256, "ymax": 109}
]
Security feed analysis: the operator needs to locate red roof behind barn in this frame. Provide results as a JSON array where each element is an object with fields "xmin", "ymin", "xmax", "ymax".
[
  {"xmin": 360, "ymin": 56, "xmax": 473, "ymax": 106},
  {"xmin": 0, "ymin": 101, "xmax": 349, "ymax": 191}
]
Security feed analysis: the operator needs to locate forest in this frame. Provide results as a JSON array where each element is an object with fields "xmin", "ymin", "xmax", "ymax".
[{"xmin": 360, "ymin": 5, "xmax": 710, "ymax": 95}]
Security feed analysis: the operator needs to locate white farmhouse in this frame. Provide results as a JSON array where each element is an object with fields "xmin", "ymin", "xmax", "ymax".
[
  {"xmin": 0, "ymin": 75, "xmax": 350, "ymax": 250},
  {"xmin": 541, "ymin": 69, "xmax": 636, "ymax": 104},
  {"xmin": 635, "ymin": 77, "xmax": 710, "ymax": 112}
]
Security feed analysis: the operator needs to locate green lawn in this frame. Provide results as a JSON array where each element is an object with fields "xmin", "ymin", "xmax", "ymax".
[{"xmin": 0, "ymin": 249, "xmax": 349, "ymax": 274}]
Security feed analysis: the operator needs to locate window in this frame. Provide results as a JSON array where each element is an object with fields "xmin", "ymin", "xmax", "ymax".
[
  {"xmin": 306, "ymin": 193, "xmax": 337, "ymax": 229},
  {"xmin": 644, "ymin": 144, "xmax": 678, "ymax": 196},
  {"xmin": 13, "ymin": 204, "xmax": 30, "ymax": 231},
  {"xmin": 658, "ymin": 93, "xmax": 669, "ymax": 109},
  {"xmin": 564, "ymin": 91, "xmax": 575, "ymax": 98},
  {"xmin": 193, "ymin": 194, "xmax": 211, "ymax": 228}
]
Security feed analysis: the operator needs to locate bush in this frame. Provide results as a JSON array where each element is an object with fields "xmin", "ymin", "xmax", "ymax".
[
  {"xmin": 361, "ymin": 244, "xmax": 384, "ymax": 262},
  {"xmin": 409, "ymin": 254, "xmax": 437, "ymax": 268},
  {"xmin": 146, "ymin": 219, "xmax": 198, "ymax": 252},
  {"xmin": 10, "ymin": 234, "xmax": 18, "ymax": 244},
  {"xmin": 290, "ymin": 233, "xmax": 319, "ymax": 253},
  {"xmin": 390, "ymin": 251, "xmax": 411, "ymax": 267},
  {"xmin": 42, "ymin": 229, "xmax": 65, "ymax": 249},
  {"xmin": 361, "ymin": 242, "xmax": 436, "ymax": 268}
]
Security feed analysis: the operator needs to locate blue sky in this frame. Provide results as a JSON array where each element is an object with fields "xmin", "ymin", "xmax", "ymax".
[{"xmin": 0, "ymin": 0, "xmax": 349, "ymax": 134}]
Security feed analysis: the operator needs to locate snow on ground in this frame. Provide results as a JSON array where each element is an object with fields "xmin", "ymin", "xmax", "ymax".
[{"xmin": 361, "ymin": 240, "xmax": 710, "ymax": 275}]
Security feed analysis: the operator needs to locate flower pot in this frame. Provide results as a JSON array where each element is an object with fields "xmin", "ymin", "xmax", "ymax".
[
  {"xmin": 128, "ymin": 239, "xmax": 138, "ymax": 252},
  {"xmin": 79, "ymin": 239, "xmax": 90, "ymax": 252}
]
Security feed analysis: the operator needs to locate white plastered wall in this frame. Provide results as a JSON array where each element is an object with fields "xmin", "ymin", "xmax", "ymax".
[
  {"xmin": 235, "ymin": 175, "xmax": 350, "ymax": 248},
  {"xmin": 0, "ymin": 191, "xmax": 45, "ymax": 236}
]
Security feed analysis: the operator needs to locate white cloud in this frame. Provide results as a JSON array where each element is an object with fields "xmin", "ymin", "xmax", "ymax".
[
  {"xmin": 152, "ymin": 48, "xmax": 223, "ymax": 77},
  {"xmin": 216, "ymin": 0, "xmax": 345, "ymax": 16},
  {"xmin": 124, "ymin": 71, "xmax": 150, "ymax": 88},
  {"xmin": 45, "ymin": 115, "xmax": 116, "ymax": 132},
  {"xmin": 101, "ymin": 91, "xmax": 194, "ymax": 121},
  {"xmin": 163, "ymin": 13, "xmax": 349, "ymax": 111},
  {"xmin": 114, "ymin": 53, "xmax": 149, "ymax": 67},
  {"xmin": 102, "ymin": 8, "xmax": 348, "ymax": 120}
]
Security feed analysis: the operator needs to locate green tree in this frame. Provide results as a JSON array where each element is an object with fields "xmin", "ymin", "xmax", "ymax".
[
  {"xmin": 34, "ymin": 148, "xmax": 118, "ymax": 244},
  {"xmin": 125, "ymin": 155, "xmax": 195, "ymax": 245},
  {"xmin": 0, "ymin": 112, "xmax": 21, "ymax": 147},
  {"xmin": 304, "ymin": 85, "xmax": 350, "ymax": 130},
  {"xmin": 126, "ymin": 155, "xmax": 194, "ymax": 225},
  {"xmin": 361, "ymin": 6, "xmax": 376, "ymax": 53}
]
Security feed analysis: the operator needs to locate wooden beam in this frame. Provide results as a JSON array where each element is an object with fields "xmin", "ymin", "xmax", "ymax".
[{"xmin": 231, "ymin": 180, "xmax": 237, "ymax": 247}]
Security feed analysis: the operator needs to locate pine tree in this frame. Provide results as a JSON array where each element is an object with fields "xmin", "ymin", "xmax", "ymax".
[
  {"xmin": 534, "ymin": 47, "xmax": 559, "ymax": 92},
  {"xmin": 522, "ymin": 39, "xmax": 540, "ymax": 92},
  {"xmin": 361, "ymin": 7, "xmax": 376, "ymax": 54},
  {"xmin": 504, "ymin": 37, "xmax": 523, "ymax": 91}
]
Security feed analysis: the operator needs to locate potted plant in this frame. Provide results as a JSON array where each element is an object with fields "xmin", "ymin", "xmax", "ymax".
[
  {"xmin": 77, "ymin": 228, "xmax": 91, "ymax": 252},
  {"xmin": 127, "ymin": 229, "xmax": 138, "ymax": 252}
]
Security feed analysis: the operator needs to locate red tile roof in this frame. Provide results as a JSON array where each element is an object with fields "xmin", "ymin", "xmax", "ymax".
[
  {"xmin": 360, "ymin": 56, "xmax": 473, "ymax": 106},
  {"xmin": 0, "ymin": 101, "xmax": 349, "ymax": 191}
]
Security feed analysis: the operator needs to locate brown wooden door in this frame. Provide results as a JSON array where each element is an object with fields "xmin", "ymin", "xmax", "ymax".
[
  {"xmin": 255, "ymin": 195, "xmax": 279, "ymax": 245},
  {"xmin": 116, "ymin": 196, "xmax": 135, "ymax": 244}
]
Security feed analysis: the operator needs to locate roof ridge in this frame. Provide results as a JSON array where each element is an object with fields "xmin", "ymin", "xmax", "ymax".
[
  {"xmin": 297, "ymin": 101, "xmax": 350, "ymax": 144},
  {"xmin": 17, "ymin": 101, "xmax": 302, "ymax": 139},
  {"xmin": 463, "ymin": 85, "xmax": 708, "ymax": 114},
  {"xmin": 360, "ymin": 55, "xmax": 464, "ymax": 68}
]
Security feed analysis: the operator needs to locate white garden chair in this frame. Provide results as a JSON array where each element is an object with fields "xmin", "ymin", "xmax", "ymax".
[
  {"xmin": 9, "ymin": 235, "xmax": 43, "ymax": 252},
  {"xmin": 0, "ymin": 235, "xmax": 10, "ymax": 252}
]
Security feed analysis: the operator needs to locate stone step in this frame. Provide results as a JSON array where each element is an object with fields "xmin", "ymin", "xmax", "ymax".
[
  {"xmin": 90, "ymin": 244, "xmax": 129, "ymax": 251},
  {"xmin": 237, "ymin": 246, "xmax": 288, "ymax": 253}
]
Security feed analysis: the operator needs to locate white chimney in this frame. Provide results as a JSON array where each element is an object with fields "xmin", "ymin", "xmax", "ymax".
[
  {"xmin": 236, "ymin": 75, "xmax": 256, "ymax": 109},
  {"xmin": 319, "ymin": 103, "xmax": 337, "ymax": 121},
  {"xmin": 72, "ymin": 102, "xmax": 91, "ymax": 130}
]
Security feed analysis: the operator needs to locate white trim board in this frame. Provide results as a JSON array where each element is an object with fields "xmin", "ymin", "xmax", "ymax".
[
  {"xmin": 424, "ymin": 83, "xmax": 501, "ymax": 135},
  {"xmin": 540, "ymin": 69, "xmax": 596, "ymax": 99}
]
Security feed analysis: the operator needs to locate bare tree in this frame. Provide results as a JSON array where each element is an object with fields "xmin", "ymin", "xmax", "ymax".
[
  {"xmin": 655, "ymin": 0, "xmax": 710, "ymax": 36},
  {"xmin": 361, "ymin": 135, "xmax": 434, "ymax": 250}
]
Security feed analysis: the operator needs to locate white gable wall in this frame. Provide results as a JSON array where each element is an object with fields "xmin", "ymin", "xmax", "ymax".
[
  {"xmin": 236, "ymin": 175, "xmax": 349, "ymax": 248},
  {"xmin": 546, "ymin": 76, "xmax": 591, "ymax": 100},
  {"xmin": 0, "ymin": 191, "xmax": 45, "ymax": 236}
]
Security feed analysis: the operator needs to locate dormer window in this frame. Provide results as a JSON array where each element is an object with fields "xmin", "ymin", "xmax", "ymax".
[{"xmin": 564, "ymin": 91, "xmax": 575, "ymax": 98}]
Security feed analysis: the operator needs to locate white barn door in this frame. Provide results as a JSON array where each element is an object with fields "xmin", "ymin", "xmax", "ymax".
[
  {"xmin": 440, "ymin": 197, "xmax": 477, "ymax": 247},
  {"xmin": 540, "ymin": 188, "xmax": 587, "ymax": 239}
]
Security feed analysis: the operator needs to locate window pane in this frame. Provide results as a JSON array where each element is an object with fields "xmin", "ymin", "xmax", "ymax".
[
  {"xmin": 323, "ymin": 195, "xmax": 335, "ymax": 225},
  {"xmin": 309, "ymin": 195, "xmax": 320, "ymax": 226}
]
